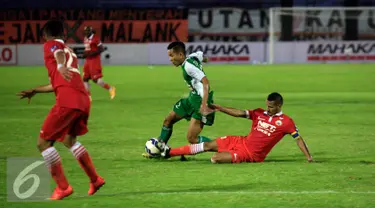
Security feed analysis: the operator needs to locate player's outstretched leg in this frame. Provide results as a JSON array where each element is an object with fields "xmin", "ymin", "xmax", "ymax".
[
  {"xmin": 161, "ymin": 141, "xmax": 234, "ymax": 163},
  {"xmin": 161, "ymin": 140, "xmax": 218, "ymax": 158},
  {"xmin": 37, "ymin": 138, "xmax": 73, "ymax": 200},
  {"xmin": 93, "ymin": 78, "xmax": 116, "ymax": 99},
  {"xmin": 63, "ymin": 135, "xmax": 105, "ymax": 196}
]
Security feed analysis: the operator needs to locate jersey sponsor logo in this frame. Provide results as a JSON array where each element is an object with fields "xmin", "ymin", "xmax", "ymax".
[{"xmin": 255, "ymin": 120, "xmax": 276, "ymax": 136}]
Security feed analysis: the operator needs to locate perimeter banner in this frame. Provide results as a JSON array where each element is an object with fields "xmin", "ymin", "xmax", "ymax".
[{"xmin": 0, "ymin": 9, "xmax": 188, "ymax": 44}]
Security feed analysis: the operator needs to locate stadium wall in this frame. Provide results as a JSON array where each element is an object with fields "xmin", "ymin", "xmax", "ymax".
[{"xmin": 1, "ymin": 41, "xmax": 374, "ymax": 66}]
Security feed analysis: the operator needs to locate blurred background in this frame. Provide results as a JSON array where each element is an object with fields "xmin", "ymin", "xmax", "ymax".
[{"xmin": 0, "ymin": 0, "xmax": 374, "ymax": 65}]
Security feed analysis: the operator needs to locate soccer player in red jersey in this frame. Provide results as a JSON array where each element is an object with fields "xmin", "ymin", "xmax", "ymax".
[
  {"xmin": 160, "ymin": 92, "xmax": 313, "ymax": 163},
  {"xmin": 82, "ymin": 26, "xmax": 116, "ymax": 100},
  {"xmin": 17, "ymin": 20, "xmax": 105, "ymax": 200}
]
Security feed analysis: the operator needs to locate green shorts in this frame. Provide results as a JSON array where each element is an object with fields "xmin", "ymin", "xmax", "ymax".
[{"xmin": 173, "ymin": 91, "xmax": 215, "ymax": 126}]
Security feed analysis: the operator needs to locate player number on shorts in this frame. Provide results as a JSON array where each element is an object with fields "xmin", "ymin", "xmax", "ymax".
[
  {"xmin": 13, "ymin": 161, "xmax": 45, "ymax": 199},
  {"xmin": 64, "ymin": 48, "xmax": 80, "ymax": 74}
]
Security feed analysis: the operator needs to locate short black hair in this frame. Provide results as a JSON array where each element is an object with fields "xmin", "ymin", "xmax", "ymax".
[
  {"xmin": 267, "ymin": 92, "xmax": 283, "ymax": 105},
  {"xmin": 43, "ymin": 20, "xmax": 64, "ymax": 38},
  {"xmin": 167, "ymin": 41, "xmax": 186, "ymax": 55}
]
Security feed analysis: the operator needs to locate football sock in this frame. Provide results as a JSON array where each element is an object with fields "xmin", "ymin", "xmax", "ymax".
[
  {"xmin": 198, "ymin": 136, "xmax": 212, "ymax": 143},
  {"xmin": 170, "ymin": 143, "xmax": 205, "ymax": 157},
  {"xmin": 159, "ymin": 126, "xmax": 173, "ymax": 143},
  {"xmin": 103, "ymin": 83, "xmax": 111, "ymax": 90},
  {"xmin": 96, "ymin": 78, "xmax": 111, "ymax": 90},
  {"xmin": 70, "ymin": 142, "xmax": 99, "ymax": 182},
  {"xmin": 41, "ymin": 147, "xmax": 69, "ymax": 190}
]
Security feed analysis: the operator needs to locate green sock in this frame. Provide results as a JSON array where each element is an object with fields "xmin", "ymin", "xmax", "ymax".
[
  {"xmin": 198, "ymin": 136, "xmax": 212, "ymax": 143},
  {"xmin": 159, "ymin": 126, "xmax": 173, "ymax": 143}
]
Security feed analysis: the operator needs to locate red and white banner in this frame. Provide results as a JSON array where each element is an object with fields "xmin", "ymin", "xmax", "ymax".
[{"xmin": 0, "ymin": 45, "xmax": 17, "ymax": 65}]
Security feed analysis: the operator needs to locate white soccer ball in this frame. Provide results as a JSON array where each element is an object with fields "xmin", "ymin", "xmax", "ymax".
[{"xmin": 145, "ymin": 138, "xmax": 161, "ymax": 156}]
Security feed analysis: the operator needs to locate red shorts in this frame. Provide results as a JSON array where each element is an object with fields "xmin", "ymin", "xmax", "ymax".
[
  {"xmin": 215, "ymin": 136, "xmax": 254, "ymax": 163},
  {"xmin": 83, "ymin": 60, "xmax": 103, "ymax": 80},
  {"xmin": 40, "ymin": 105, "xmax": 89, "ymax": 142}
]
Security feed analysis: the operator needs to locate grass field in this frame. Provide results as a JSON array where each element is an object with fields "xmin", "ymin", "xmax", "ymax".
[{"xmin": 0, "ymin": 64, "xmax": 375, "ymax": 208}]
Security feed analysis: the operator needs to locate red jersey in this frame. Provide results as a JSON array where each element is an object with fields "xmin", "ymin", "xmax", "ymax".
[
  {"xmin": 244, "ymin": 108, "xmax": 299, "ymax": 162},
  {"xmin": 84, "ymin": 34, "xmax": 102, "ymax": 62},
  {"xmin": 43, "ymin": 39, "xmax": 90, "ymax": 113}
]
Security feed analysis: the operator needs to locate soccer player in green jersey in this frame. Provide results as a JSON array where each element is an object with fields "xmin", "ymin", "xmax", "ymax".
[{"xmin": 144, "ymin": 41, "xmax": 215, "ymax": 158}]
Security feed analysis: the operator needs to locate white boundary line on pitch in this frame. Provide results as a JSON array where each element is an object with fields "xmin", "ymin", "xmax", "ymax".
[
  {"xmin": 1, "ymin": 191, "xmax": 375, "ymax": 201},
  {"xmin": 148, "ymin": 190, "xmax": 375, "ymax": 195}
]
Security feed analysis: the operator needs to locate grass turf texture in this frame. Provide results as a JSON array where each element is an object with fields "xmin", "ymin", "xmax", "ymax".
[{"xmin": 0, "ymin": 64, "xmax": 374, "ymax": 208}]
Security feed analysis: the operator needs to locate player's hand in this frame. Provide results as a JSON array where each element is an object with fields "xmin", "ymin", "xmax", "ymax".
[
  {"xmin": 16, "ymin": 89, "xmax": 36, "ymax": 104},
  {"xmin": 200, "ymin": 104, "xmax": 215, "ymax": 116},
  {"xmin": 58, "ymin": 66, "xmax": 73, "ymax": 81}
]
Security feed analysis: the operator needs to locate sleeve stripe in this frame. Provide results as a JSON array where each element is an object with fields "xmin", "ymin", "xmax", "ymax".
[
  {"xmin": 245, "ymin": 110, "xmax": 250, "ymax": 119},
  {"xmin": 97, "ymin": 43, "xmax": 102, "ymax": 46}
]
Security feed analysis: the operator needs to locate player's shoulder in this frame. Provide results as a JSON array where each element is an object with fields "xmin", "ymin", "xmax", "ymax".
[
  {"xmin": 93, "ymin": 34, "xmax": 101, "ymax": 42},
  {"xmin": 185, "ymin": 56, "xmax": 202, "ymax": 68},
  {"xmin": 252, "ymin": 108, "xmax": 265, "ymax": 114},
  {"xmin": 44, "ymin": 40, "xmax": 65, "ymax": 53},
  {"xmin": 44, "ymin": 39, "xmax": 65, "ymax": 46},
  {"xmin": 280, "ymin": 113, "xmax": 295, "ymax": 124},
  {"xmin": 182, "ymin": 57, "xmax": 202, "ymax": 70}
]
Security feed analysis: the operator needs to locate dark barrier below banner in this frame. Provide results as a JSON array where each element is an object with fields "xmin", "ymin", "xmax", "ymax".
[{"xmin": 0, "ymin": 20, "xmax": 188, "ymax": 44}]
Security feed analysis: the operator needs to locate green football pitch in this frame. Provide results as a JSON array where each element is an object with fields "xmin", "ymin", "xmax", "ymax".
[{"xmin": 0, "ymin": 64, "xmax": 374, "ymax": 208}]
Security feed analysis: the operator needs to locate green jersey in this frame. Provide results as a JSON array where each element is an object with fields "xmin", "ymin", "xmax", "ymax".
[
  {"xmin": 172, "ymin": 52, "xmax": 215, "ymax": 126},
  {"xmin": 181, "ymin": 55, "xmax": 207, "ymax": 97}
]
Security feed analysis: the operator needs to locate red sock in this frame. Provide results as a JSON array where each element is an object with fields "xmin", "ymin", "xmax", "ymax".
[
  {"xmin": 103, "ymin": 83, "xmax": 111, "ymax": 90},
  {"xmin": 70, "ymin": 142, "xmax": 99, "ymax": 182},
  {"xmin": 41, "ymin": 147, "xmax": 69, "ymax": 190},
  {"xmin": 170, "ymin": 143, "xmax": 205, "ymax": 157}
]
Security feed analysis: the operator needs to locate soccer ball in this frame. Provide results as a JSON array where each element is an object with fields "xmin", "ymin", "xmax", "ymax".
[{"xmin": 145, "ymin": 138, "xmax": 161, "ymax": 156}]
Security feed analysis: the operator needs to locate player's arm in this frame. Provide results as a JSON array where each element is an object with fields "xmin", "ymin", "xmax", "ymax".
[
  {"xmin": 210, "ymin": 104, "xmax": 247, "ymax": 118},
  {"xmin": 84, "ymin": 45, "xmax": 105, "ymax": 58},
  {"xmin": 201, "ymin": 76, "xmax": 211, "ymax": 113},
  {"xmin": 32, "ymin": 84, "xmax": 54, "ymax": 93},
  {"xmin": 17, "ymin": 84, "xmax": 53, "ymax": 104},
  {"xmin": 184, "ymin": 61, "xmax": 213, "ymax": 115},
  {"xmin": 291, "ymin": 132, "xmax": 313, "ymax": 162},
  {"xmin": 55, "ymin": 50, "xmax": 72, "ymax": 81}
]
